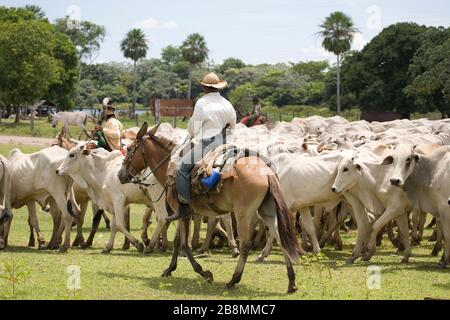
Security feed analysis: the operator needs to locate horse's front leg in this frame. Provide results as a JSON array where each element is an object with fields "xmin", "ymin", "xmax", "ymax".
[
  {"xmin": 162, "ymin": 223, "xmax": 180, "ymax": 277},
  {"xmin": 180, "ymin": 216, "xmax": 214, "ymax": 283}
]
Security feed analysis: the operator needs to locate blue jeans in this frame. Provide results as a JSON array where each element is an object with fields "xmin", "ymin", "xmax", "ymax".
[{"xmin": 175, "ymin": 133, "xmax": 225, "ymax": 204}]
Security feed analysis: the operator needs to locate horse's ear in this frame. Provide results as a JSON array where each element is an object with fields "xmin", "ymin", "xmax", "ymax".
[
  {"xmin": 148, "ymin": 123, "xmax": 161, "ymax": 137},
  {"xmin": 136, "ymin": 122, "xmax": 149, "ymax": 140}
]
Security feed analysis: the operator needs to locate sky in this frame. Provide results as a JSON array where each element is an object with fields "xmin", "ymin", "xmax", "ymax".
[{"xmin": 1, "ymin": 0, "xmax": 449, "ymax": 65}]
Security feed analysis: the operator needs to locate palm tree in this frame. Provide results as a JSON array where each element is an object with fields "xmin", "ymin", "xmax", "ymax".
[
  {"xmin": 318, "ymin": 11, "xmax": 358, "ymax": 113},
  {"xmin": 180, "ymin": 33, "xmax": 209, "ymax": 99},
  {"xmin": 24, "ymin": 5, "xmax": 46, "ymax": 20},
  {"xmin": 121, "ymin": 28, "xmax": 148, "ymax": 118}
]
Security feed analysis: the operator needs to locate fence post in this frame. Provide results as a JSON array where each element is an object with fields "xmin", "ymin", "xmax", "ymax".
[
  {"xmin": 135, "ymin": 113, "xmax": 139, "ymax": 127},
  {"xmin": 155, "ymin": 99, "xmax": 161, "ymax": 124},
  {"xmin": 173, "ymin": 116, "xmax": 177, "ymax": 128},
  {"xmin": 279, "ymin": 112, "xmax": 282, "ymax": 122}
]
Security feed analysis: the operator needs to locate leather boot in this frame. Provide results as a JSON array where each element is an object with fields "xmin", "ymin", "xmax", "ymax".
[{"xmin": 166, "ymin": 202, "xmax": 193, "ymax": 222}]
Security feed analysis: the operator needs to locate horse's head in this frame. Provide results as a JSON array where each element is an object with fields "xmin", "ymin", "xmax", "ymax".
[{"xmin": 118, "ymin": 122, "xmax": 161, "ymax": 184}]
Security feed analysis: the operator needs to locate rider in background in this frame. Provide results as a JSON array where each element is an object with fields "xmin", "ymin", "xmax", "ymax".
[
  {"xmin": 241, "ymin": 96, "xmax": 263, "ymax": 127},
  {"xmin": 90, "ymin": 97, "xmax": 124, "ymax": 152}
]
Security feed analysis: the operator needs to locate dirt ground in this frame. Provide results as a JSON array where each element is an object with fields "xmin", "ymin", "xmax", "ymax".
[{"xmin": 0, "ymin": 135, "xmax": 54, "ymax": 147}]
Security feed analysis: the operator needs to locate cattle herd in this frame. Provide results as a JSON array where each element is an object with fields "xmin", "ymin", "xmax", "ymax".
[{"xmin": 0, "ymin": 115, "xmax": 449, "ymax": 283}]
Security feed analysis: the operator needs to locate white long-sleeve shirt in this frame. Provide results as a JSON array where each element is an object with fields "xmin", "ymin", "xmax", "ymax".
[{"xmin": 188, "ymin": 92, "xmax": 237, "ymax": 140}]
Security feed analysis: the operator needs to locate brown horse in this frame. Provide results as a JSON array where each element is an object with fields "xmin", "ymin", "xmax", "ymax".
[{"xmin": 118, "ymin": 122, "xmax": 300, "ymax": 293}]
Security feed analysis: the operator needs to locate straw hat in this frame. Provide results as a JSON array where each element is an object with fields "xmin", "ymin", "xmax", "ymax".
[
  {"xmin": 200, "ymin": 72, "xmax": 227, "ymax": 89},
  {"xmin": 102, "ymin": 97, "xmax": 113, "ymax": 108}
]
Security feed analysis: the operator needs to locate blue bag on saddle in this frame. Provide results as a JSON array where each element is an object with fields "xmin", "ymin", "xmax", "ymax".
[{"xmin": 201, "ymin": 169, "xmax": 221, "ymax": 189}]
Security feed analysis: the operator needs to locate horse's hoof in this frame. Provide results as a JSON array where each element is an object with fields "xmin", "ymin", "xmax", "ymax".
[
  {"xmin": 28, "ymin": 240, "xmax": 35, "ymax": 247},
  {"xmin": 122, "ymin": 243, "xmax": 130, "ymax": 250},
  {"xmin": 161, "ymin": 270, "xmax": 172, "ymax": 278},
  {"xmin": 101, "ymin": 249, "xmax": 111, "ymax": 254},
  {"xmin": 0, "ymin": 239, "xmax": 5, "ymax": 250},
  {"xmin": 226, "ymin": 282, "xmax": 236, "ymax": 290},
  {"xmin": 346, "ymin": 259, "xmax": 355, "ymax": 265},
  {"xmin": 202, "ymin": 270, "xmax": 214, "ymax": 283},
  {"xmin": 401, "ymin": 257, "xmax": 410, "ymax": 263},
  {"xmin": 362, "ymin": 255, "xmax": 371, "ymax": 262},
  {"xmin": 287, "ymin": 285, "xmax": 298, "ymax": 294},
  {"xmin": 143, "ymin": 239, "xmax": 151, "ymax": 247},
  {"xmin": 439, "ymin": 261, "xmax": 447, "ymax": 269}
]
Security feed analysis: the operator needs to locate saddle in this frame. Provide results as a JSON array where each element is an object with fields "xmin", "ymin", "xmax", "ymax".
[{"xmin": 166, "ymin": 144, "xmax": 275, "ymax": 196}]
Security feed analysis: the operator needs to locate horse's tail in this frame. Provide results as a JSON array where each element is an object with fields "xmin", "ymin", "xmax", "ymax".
[
  {"xmin": 0, "ymin": 156, "xmax": 12, "ymax": 225},
  {"xmin": 267, "ymin": 174, "xmax": 299, "ymax": 263}
]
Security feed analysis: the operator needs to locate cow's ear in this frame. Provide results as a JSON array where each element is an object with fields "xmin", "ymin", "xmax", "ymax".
[
  {"xmin": 147, "ymin": 123, "xmax": 161, "ymax": 137},
  {"xmin": 355, "ymin": 163, "xmax": 362, "ymax": 171},
  {"xmin": 136, "ymin": 122, "xmax": 149, "ymax": 140},
  {"xmin": 414, "ymin": 154, "xmax": 420, "ymax": 162},
  {"xmin": 381, "ymin": 156, "xmax": 394, "ymax": 165}
]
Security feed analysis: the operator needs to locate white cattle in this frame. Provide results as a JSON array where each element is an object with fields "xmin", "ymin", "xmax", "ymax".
[
  {"xmin": 2, "ymin": 146, "xmax": 78, "ymax": 251},
  {"xmin": 257, "ymin": 151, "xmax": 349, "ymax": 261},
  {"xmin": 0, "ymin": 155, "xmax": 12, "ymax": 248},
  {"xmin": 331, "ymin": 147, "xmax": 413, "ymax": 263},
  {"xmin": 388, "ymin": 144, "xmax": 450, "ymax": 267},
  {"xmin": 56, "ymin": 146, "xmax": 168, "ymax": 253},
  {"xmin": 51, "ymin": 111, "xmax": 94, "ymax": 140}
]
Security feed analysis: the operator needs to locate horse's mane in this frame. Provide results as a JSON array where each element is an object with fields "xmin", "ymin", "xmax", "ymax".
[{"xmin": 150, "ymin": 133, "xmax": 177, "ymax": 152}]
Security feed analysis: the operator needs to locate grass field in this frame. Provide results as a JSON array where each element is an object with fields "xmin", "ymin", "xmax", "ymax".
[{"xmin": 0, "ymin": 144, "xmax": 449, "ymax": 300}]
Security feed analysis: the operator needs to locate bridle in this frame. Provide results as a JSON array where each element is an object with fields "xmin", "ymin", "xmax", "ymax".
[{"xmin": 122, "ymin": 133, "xmax": 188, "ymax": 203}]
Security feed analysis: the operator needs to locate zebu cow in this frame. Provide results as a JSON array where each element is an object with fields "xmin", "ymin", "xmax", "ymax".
[
  {"xmin": 257, "ymin": 151, "xmax": 349, "ymax": 261},
  {"xmin": 388, "ymin": 145, "xmax": 450, "ymax": 267},
  {"xmin": 0, "ymin": 155, "xmax": 12, "ymax": 248},
  {"xmin": 331, "ymin": 147, "xmax": 413, "ymax": 263},
  {"xmin": 51, "ymin": 111, "xmax": 94, "ymax": 140},
  {"xmin": 56, "ymin": 146, "xmax": 168, "ymax": 253},
  {"xmin": 1, "ymin": 147, "xmax": 78, "ymax": 251}
]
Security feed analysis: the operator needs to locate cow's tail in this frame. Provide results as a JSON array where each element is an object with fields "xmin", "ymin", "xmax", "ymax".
[
  {"xmin": 65, "ymin": 178, "xmax": 81, "ymax": 217},
  {"xmin": 0, "ymin": 157, "xmax": 12, "ymax": 225},
  {"xmin": 267, "ymin": 174, "xmax": 300, "ymax": 263}
]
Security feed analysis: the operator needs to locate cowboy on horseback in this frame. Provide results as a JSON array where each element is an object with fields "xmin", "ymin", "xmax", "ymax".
[
  {"xmin": 241, "ymin": 96, "xmax": 265, "ymax": 127},
  {"xmin": 167, "ymin": 73, "xmax": 237, "ymax": 222},
  {"xmin": 89, "ymin": 98, "xmax": 124, "ymax": 152}
]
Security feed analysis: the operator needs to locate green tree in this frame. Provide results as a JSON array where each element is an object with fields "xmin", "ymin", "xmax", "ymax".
[
  {"xmin": 54, "ymin": 18, "xmax": 106, "ymax": 77},
  {"xmin": 318, "ymin": 11, "xmax": 358, "ymax": 113},
  {"xmin": 121, "ymin": 28, "xmax": 149, "ymax": 118},
  {"xmin": 23, "ymin": 4, "xmax": 46, "ymax": 20},
  {"xmin": 161, "ymin": 45, "xmax": 182, "ymax": 65},
  {"xmin": 292, "ymin": 60, "xmax": 329, "ymax": 82},
  {"xmin": 217, "ymin": 57, "xmax": 246, "ymax": 73},
  {"xmin": 0, "ymin": 7, "xmax": 77, "ymax": 123},
  {"xmin": 180, "ymin": 33, "xmax": 209, "ymax": 99},
  {"xmin": 404, "ymin": 27, "xmax": 450, "ymax": 117},
  {"xmin": 341, "ymin": 23, "xmax": 427, "ymax": 115}
]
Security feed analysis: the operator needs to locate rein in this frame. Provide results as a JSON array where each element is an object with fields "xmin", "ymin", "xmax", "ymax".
[{"xmin": 125, "ymin": 134, "xmax": 189, "ymax": 203}]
